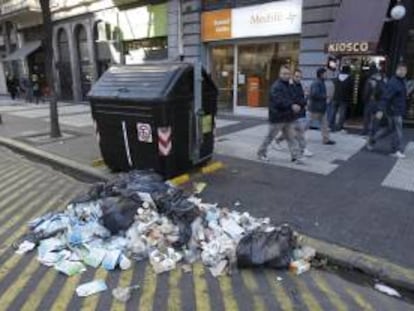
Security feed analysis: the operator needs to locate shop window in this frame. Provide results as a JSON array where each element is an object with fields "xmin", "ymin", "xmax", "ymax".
[
  {"xmin": 237, "ymin": 40, "xmax": 299, "ymax": 108},
  {"xmin": 210, "ymin": 45, "xmax": 234, "ymax": 110},
  {"xmin": 202, "ymin": 0, "xmax": 232, "ymax": 11}
]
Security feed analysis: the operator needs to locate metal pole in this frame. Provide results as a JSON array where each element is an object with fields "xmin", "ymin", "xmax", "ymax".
[{"xmin": 192, "ymin": 61, "xmax": 203, "ymax": 163}]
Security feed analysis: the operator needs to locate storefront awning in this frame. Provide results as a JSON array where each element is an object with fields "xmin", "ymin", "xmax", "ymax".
[
  {"xmin": 3, "ymin": 40, "xmax": 41, "ymax": 61},
  {"xmin": 325, "ymin": 0, "xmax": 391, "ymax": 55}
]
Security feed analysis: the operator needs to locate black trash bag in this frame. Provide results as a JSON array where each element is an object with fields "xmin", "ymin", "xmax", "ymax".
[
  {"xmin": 236, "ymin": 224, "xmax": 296, "ymax": 269},
  {"xmin": 153, "ymin": 188, "xmax": 199, "ymax": 248},
  {"xmin": 70, "ymin": 170, "xmax": 168, "ymax": 204},
  {"xmin": 100, "ymin": 196, "xmax": 140, "ymax": 234}
]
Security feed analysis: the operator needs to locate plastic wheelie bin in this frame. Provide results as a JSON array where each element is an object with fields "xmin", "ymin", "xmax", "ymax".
[{"xmin": 88, "ymin": 62, "xmax": 218, "ymax": 178}]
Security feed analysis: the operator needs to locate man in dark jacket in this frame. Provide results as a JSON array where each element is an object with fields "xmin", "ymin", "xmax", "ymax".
[
  {"xmin": 331, "ymin": 65, "xmax": 354, "ymax": 131},
  {"xmin": 274, "ymin": 69, "xmax": 313, "ymax": 157},
  {"xmin": 257, "ymin": 66, "xmax": 302, "ymax": 163},
  {"xmin": 309, "ymin": 68, "xmax": 335, "ymax": 145},
  {"xmin": 362, "ymin": 66, "xmax": 386, "ymax": 136},
  {"xmin": 367, "ymin": 63, "xmax": 408, "ymax": 158}
]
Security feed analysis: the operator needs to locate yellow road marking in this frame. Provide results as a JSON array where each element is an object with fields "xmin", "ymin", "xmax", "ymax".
[
  {"xmin": 0, "ymin": 256, "xmax": 40, "ymax": 306},
  {"xmin": 0, "ymin": 183, "xmax": 78, "ymax": 290},
  {"xmin": 217, "ymin": 275, "xmax": 238, "ymax": 311},
  {"xmin": 20, "ymin": 268, "xmax": 59, "ymax": 311},
  {"xmin": 0, "ymin": 177, "xmax": 66, "ymax": 244},
  {"xmin": 138, "ymin": 264, "xmax": 157, "ymax": 311},
  {"xmin": 345, "ymin": 288, "xmax": 374, "ymax": 311},
  {"xmin": 18, "ymin": 181, "xmax": 81, "ymax": 311},
  {"xmin": 0, "ymin": 172, "xmax": 47, "ymax": 216},
  {"xmin": 201, "ymin": 161, "xmax": 224, "ymax": 174},
  {"xmin": 111, "ymin": 268, "xmax": 135, "ymax": 311},
  {"xmin": 167, "ymin": 267, "xmax": 182, "ymax": 311},
  {"xmin": 265, "ymin": 271, "xmax": 293, "ymax": 311},
  {"xmin": 292, "ymin": 276, "xmax": 323, "ymax": 311},
  {"xmin": 92, "ymin": 158, "xmax": 105, "ymax": 167},
  {"xmin": 193, "ymin": 263, "xmax": 211, "ymax": 311},
  {"xmin": 240, "ymin": 270, "xmax": 267, "ymax": 311},
  {"xmin": 50, "ymin": 274, "xmax": 82, "ymax": 310},
  {"xmin": 0, "ymin": 164, "xmax": 33, "ymax": 188},
  {"xmin": 81, "ymin": 268, "xmax": 109, "ymax": 310},
  {"xmin": 0, "ymin": 167, "xmax": 39, "ymax": 206},
  {"xmin": 312, "ymin": 272, "xmax": 348, "ymax": 311},
  {"xmin": 169, "ymin": 174, "xmax": 190, "ymax": 186}
]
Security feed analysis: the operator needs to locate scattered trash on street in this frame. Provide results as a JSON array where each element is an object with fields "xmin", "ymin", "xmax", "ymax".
[
  {"xmin": 15, "ymin": 170, "xmax": 316, "ymax": 296},
  {"xmin": 76, "ymin": 280, "xmax": 108, "ymax": 297},
  {"xmin": 112, "ymin": 285, "xmax": 140, "ymax": 302},
  {"xmin": 374, "ymin": 283, "xmax": 402, "ymax": 298},
  {"xmin": 15, "ymin": 240, "xmax": 35, "ymax": 255}
]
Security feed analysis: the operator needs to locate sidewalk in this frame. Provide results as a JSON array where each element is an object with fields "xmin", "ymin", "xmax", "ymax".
[{"xmin": 0, "ymin": 100, "xmax": 414, "ymax": 276}]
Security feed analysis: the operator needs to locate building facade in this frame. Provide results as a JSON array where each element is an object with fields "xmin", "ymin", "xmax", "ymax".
[
  {"xmin": 0, "ymin": 0, "xmax": 413, "ymax": 121},
  {"xmin": 0, "ymin": 0, "xmax": 181, "ymax": 101}
]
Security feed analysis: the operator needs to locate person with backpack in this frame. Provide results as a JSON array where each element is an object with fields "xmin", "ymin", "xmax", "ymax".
[
  {"xmin": 366, "ymin": 63, "xmax": 408, "ymax": 159},
  {"xmin": 362, "ymin": 65, "xmax": 386, "ymax": 137}
]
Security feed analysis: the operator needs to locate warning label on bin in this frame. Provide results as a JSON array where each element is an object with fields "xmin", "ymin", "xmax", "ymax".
[{"xmin": 137, "ymin": 123, "xmax": 153, "ymax": 143}]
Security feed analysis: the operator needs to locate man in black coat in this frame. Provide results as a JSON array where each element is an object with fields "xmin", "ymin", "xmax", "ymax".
[
  {"xmin": 274, "ymin": 69, "xmax": 313, "ymax": 157},
  {"xmin": 257, "ymin": 66, "xmax": 302, "ymax": 163},
  {"xmin": 367, "ymin": 63, "xmax": 408, "ymax": 158},
  {"xmin": 331, "ymin": 65, "xmax": 354, "ymax": 132},
  {"xmin": 309, "ymin": 68, "xmax": 335, "ymax": 145}
]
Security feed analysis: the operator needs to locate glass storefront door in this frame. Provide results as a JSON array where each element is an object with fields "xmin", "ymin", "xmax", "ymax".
[
  {"xmin": 210, "ymin": 45, "xmax": 234, "ymax": 111},
  {"xmin": 237, "ymin": 41, "xmax": 299, "ymax": 110},
  {"xmin": 208, "ymin": 38, "xmax": 299, "ymax": 116}
]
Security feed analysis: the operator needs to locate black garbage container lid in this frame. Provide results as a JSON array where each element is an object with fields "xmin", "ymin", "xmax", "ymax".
[{"xmin": 88, "ymin": 62, "xmax": 193, "ymax": 102}]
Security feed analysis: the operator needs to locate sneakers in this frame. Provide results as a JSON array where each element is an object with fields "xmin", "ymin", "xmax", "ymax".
[
  {"xmin": 292, "ymin": 158, "xmax": 306, "ymax": 165},
  {"xmin": 303, "ymin": 149, "xmax": 313, "ymax": 157},
  {"xmin": 391, "ymin": 151, "xmax": 406, "ymax": 159},
  {"xmin": 271, "ymin": 141, "xmax": 284, "ymax": 151},
  {"xmin": 323, "ymin": 140, "xmax": 336, "ymax": 145},
  {"xmin": 366, "ymin": 143, "xmax": 374, "ymax": 151},
  {"xmin": 257, "ymin": 153, "xmax": 269, "ymax": 162}
]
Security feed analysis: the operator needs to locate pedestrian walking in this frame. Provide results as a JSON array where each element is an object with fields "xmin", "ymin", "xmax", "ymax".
[
  {"xmin": 6, "ymin": 75, "xmax": 18, "ymax": 100},
  {"xmin": 21, "ymin": 75, "xmax": 33, "ymax": 103},
  {"xmin": 309, "ymin": 68, "xmax": 336, "ymax": 145},
  {"xmin": 257, "ymin": 66, "xmax": 302, "ymax": 163},
  {"xmin": 362, "ymin": 65, "xmax": 386, "ymax": 137},
  {"xmin": 331, "ymin": 66, "xmax": 354, "ymax": 132},
  {"xmin": 367, "ymin": 63, "xmax": 408, "ymax": 159},
  {"xmin": 32, "ymin": 73, "xmax": 41, "ymax": 104},
  {"xmin": 274, "ymin": 69, "xmax": 313, "ymax": 157}
]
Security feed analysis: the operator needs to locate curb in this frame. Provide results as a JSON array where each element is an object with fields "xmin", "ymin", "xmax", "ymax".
[
  {"xmin": 302, "ymin": 235, "xmax": 414, "ymax": 293},
  {"xmin": 0, "ymin": 135, "xmax": 413, "ymax": 293},
  {"xmin": 0, "ymin": 136, "xmax": 109, "ymax": 183},
  {"xmin": 168, "ymin": 161, "xmax": 225, "ymax": 186}
]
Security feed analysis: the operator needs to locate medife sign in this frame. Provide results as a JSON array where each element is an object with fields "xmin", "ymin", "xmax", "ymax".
[{"xmin": 202, "ymin": 0, "xmax": 302, "ymax": 42}]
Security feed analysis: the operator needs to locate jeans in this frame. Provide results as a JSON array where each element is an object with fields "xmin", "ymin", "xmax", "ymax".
[
  {"xmin": 276, "ymin": 118, "xmax": 308, "ymax": 153},
  {"xmin": 370, "ymin": 115, "xmax": 404, "ymax": 153},
  {"xmin": 258, "ymin": 122, "xmax": 301, "ymax": 159},
  {"xmin": 362, "ymin": 101, "xmax": 377, "ymax": 135},
  {"xmin": 310, "ymin": 112, "xmax": 330, "ymax": 143},
  {"xmin": 330, "ymin": 101, "xmax": 348, "ymax": 131}
]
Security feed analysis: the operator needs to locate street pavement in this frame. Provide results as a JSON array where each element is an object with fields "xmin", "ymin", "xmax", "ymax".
[
  {"xmin": 0, "ymin": 145, "xmax": 412, "ymax": 310},
  {"xmin": 0, "ymin": 101, "xmax": 414, "ymax": 273}
]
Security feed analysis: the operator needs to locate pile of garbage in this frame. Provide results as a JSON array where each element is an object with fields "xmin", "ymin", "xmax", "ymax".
[{"xmin": 15, "ymin": 170, "xmax": 315, "ymax": 280}]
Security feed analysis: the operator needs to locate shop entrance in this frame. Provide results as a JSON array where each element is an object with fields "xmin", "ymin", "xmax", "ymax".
[{"xmin": 339, "ymin": 55, "xmax": 387, "ymax": 124}]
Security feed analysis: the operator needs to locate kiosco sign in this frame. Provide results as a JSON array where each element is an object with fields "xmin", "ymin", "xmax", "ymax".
[
  {"xmin": 202, "ymin": 0, "xmax": 302, "ymax": 42},
  {"xmin": 325, "ymin": 42, "xmax": 377, "ymax": 55}
]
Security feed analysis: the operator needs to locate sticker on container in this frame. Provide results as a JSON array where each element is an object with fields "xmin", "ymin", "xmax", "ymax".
[
  {"xmin": 137, "ymin": 123, "xmax": 153, "ymax": 143},
  {"xmin": 158, "ymin": 127, "xmax": 172, "ymax": 156},
  {"xmin": 202, "ymin": 115, "xmax": 213, "ymax": 134}
]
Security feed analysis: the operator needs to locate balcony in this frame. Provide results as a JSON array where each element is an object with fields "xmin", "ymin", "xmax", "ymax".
[{"xmin": 1, "ymin": 0, "xmax": 40, "ymax": 14}]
